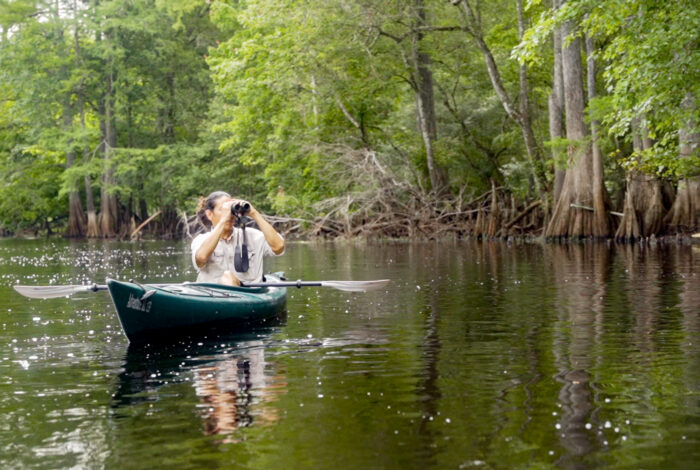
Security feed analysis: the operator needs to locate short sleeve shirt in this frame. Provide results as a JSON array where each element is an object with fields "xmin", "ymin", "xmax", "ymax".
[{"xmin": 191, "ymin": 227, "xmax": 282, "ymax": 284}]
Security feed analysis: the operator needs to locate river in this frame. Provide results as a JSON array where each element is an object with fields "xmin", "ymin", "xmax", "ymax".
[{"xmin": 0, "ymin": 239, "xmax": 698, "ymax": 468}]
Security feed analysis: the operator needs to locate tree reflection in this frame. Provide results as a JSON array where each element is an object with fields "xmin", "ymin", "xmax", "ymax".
[
  {"xmin": 547, "ymin": 243, "xmax": 610, "ymax": 467},
  {"xmin": 674, "ymin": 246, "xmax": 700, "ymax": 415}
]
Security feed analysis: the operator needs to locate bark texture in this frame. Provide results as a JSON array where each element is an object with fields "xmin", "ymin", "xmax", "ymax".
[
  {"xmin": 74, "ymin": 3, "xmax": 99, "ymax": 238},
  {"xmin": 63, "ymin": 102, "xmax": 86, "ymax": 237},
  {"xmin": 546, "ymin": 17, "xmax": 608, "ymax": 238},
  {"xmin": 585, "ymin": 34, "xmax": 610, "ymax": 237},
  {"xmin": 549, "ymin": 0, "xmax": 565, "ymax": 203},
  {"xmin": 486, "ymin": 179, "xmax": 500, "ymax": 237},
  {"xmin": 412, "ymin": 0, "xmax": 446, "ymax": 192},
  {"xmin": 665, "ymin": 93, "xmax": 700, "ymax": 232},
  {"xmin": 615, "ymin": 121, "xmax": 667, "ymax": 239},
  {"xmin": 81, "ymin": 97, "xmax": 99, "ymax": 238},
  {"xmin": 98, "ymin": 62, "xmax": 119, "ymax": 238}
]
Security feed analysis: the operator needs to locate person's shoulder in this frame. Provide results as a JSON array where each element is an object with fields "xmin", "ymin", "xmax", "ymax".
[
  {"xmin": 192, "ymin": 232, "xmax": 209, "ymax": 241},
  {"xmin": 191, "ymin": 231, "xmax": 209, "ymax": 246}
]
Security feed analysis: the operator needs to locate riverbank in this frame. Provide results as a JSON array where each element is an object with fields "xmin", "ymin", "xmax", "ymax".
[{"xmin": 5, "ymin": 226, "xmax": 700, "ymax": 246}]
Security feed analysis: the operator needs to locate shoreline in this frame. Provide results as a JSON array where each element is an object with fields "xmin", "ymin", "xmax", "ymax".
[{"xmin": 4, "ymin": 232, "xmax": 700, "ymax": 245}]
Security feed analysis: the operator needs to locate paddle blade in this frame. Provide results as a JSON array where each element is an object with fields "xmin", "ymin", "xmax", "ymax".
[
  {"xmin": 13, "ymin": 284, "xmax": 97, "ymax": 299},
  {"xmin": 320, "ymin": 279, "xmax": 390, "ymax": 292}
]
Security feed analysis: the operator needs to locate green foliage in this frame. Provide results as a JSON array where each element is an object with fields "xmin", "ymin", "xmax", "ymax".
[
  {"xmin": 0, "ymin": 0, "xmax": 226, "ymax": 233},
  {"xmin": 204, "ymin": 0, "xmax": 544, "ymax": 214},
  {"xmin": 0, "ymin": 146, "xmax": 64, "ymax": 233},
  {"xmin": 520, "ymin": 0, "xmax": 700, "ymax": 180},
  {"xmin": 1, "ymin": 0, "xmax": 698, "ymax": 235}
]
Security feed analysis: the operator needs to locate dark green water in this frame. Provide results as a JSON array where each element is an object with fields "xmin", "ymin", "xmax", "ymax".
[{"xmin": 0, "ymin": 239, "xmax": 698, "ymax": 469}]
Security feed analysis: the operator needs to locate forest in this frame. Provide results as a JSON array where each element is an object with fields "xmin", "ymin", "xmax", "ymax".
[{"xmin": 0, "ymin": 0, "xmax": 698, "ymax": 240}]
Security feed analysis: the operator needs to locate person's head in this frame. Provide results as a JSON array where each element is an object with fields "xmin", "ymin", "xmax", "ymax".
[{"xmin": 196, "ymin": 191, "xmax": 231, "ymax": 229}]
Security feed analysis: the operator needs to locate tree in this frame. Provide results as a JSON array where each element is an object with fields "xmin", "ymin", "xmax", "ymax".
[
  {"xmin": 615, "ymin": 118, "xmax": 667, "ymax": 239},
  {"xmin": 581, "ymin": 0, "xmax": 700, "ymax": 235},
  {"xmin": 585, "ymin": 32, "xmax": 610, "ymax": 237},
  {"xmin": 545, "ymin": 9, "xmax": 609, "ymax": 238},
  {"xmin": 452, "ymin": 0, "xmax": 549, "ymax": 200},
  {"xmin": 665, "ymin": 93, "xmax": 700, "ymax": 231},
  {"xmin": 548, "ymin": 0, "xmax": 565, "ymax": 203}
]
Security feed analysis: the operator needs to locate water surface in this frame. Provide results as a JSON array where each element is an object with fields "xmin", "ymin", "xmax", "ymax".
[{"xmin": 1, "ymin": 239, "xmax": 698, "ymax": 468}]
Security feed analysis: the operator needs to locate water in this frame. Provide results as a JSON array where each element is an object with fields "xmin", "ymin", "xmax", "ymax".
[{"xmin": 1, "ymin": 239, "xmax": 698, "ymax": 469}]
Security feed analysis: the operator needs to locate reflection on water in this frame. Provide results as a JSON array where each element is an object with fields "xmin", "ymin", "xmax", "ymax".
[
  {"xmin": 1, "ymin": 239, "xmax": 699, "ymax": 468},
  {"xmin": 112, "ymin": 326, "xmax": 286, "ymax": 441},
  {"xmin": 194, "ymin": 342, "xmax": 285, "ymax": 437},
  {"xmin": 548, "ymin": 244, "xmax": 608, "ymax": 466}
]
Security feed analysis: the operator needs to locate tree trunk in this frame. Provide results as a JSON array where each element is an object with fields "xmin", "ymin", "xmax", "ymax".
[
  {"xmin": 457, "ymin": 0, "xmax": 547, "ymax": 196},
  {"xmin": 585, "ymin": 34, "xmax": 610, "ymax": 237},
  {"xmin": 99, "ymin": 59, "xmax": 119, "ymax": 238},
  {"xmin": 549, "ymin": 0, "xmax": 565, "ymax": 202},
  {"xmin": 545, "ymin": 16, "xmax": 608, "ymax": 238},
  {"xmin": 163, "ymin": 73, "xmax": 175, "ymax": 143},
  {"xmin": 615, "ymin": 120, "xmax": 666, "ymax": 240},
  {"xmin": 66, "ymin": 159, "xmax": 86, "ymax": 237},
  {"xmin": 84, "ymin": 169, "xmax": 99, "ymax": 237},
  {"xmin": 616, "ymin": 175, "xmax": 665, "ymax": 240},
  {"xmin": 79, "ymin": 93, "xmax": 99, "ymax": 238},
  {"xmin": 63, "ymin": 101, "xmax": 86, "ymax": 238},
  {"xmin": 159, "ymin": 205, "xmax": 179, "ymax": 239},
  {"xmin": 474, "ymin": 209, "xmax": 486, "ymax": 238},
  {"xmin": 517, "ymin": 0, "xmax": 548, "ymax": 209},
  {"xmin": 138, "ymin": 198, "xmax": 149, "ymax": 223},
  {"xmin": 65, "ymin": 1, "xmax": 87, "ymax": 238},
  {"xmin": 74, "ymin": 0, "xmax": 98, "ymax": 238},
  {"xmin": 412, "ymin": 0, "xmax": 446, "ymax": 193},
  {"xmin": 486, "ymin": 179, "xmax": 500, "ymax": 237},
  {"xmin": 665, "ymin": 93, "xmax": 700, "ymax": 232}
]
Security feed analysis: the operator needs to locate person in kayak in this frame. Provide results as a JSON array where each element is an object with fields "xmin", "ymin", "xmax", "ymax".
[{"xmin": 192, "ymin": 191, "xmax": 285, "ymax": 286}]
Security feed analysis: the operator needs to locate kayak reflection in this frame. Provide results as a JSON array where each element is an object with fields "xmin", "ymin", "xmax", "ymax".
[{"xmin": 112, "ymin": 323, "xmax": 287, "ymax": 439}]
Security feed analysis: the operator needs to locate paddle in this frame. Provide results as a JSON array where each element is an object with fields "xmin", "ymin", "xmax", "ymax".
[
  {"xmin": 13, "ymin": 278, "xmax": 390, "ymax": 299},
  {"xmin": 240, "ymin": 279, "xmax": 390, "ymax": 292},
  {"xmin": 13, "ymin": 283, "xmax": 108, "ymax": 299}
]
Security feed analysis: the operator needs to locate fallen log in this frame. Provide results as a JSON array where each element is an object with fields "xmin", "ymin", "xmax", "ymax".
[
  {"xmin": 570, "ymin": 203, "xmax": 623, "ymax": 218},
  {"xmin": 505, "ymin": 200, "xmax": 542, "ymax": 230},
  {"xmin": 130, "ymin": 211, "xmax": 161, "ymax": 240}
]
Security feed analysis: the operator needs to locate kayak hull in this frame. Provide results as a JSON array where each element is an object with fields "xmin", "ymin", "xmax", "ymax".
[{"xmin": 107, "ymin": 274, "xmax": 287, "ymax": 343}]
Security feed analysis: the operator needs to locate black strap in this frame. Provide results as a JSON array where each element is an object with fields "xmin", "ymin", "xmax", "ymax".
[{"xmin": 234, "ymin": 216, "xmax": 250, "ymax": 272}]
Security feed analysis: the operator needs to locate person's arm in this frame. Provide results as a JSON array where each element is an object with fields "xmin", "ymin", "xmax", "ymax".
[
  {"xmin": 195, "ymin": 214, "xmax": 230, "ymax": 268},
  {"xmin": 247, "ymin": 205, "xmax": 285, "ymax": 255}
]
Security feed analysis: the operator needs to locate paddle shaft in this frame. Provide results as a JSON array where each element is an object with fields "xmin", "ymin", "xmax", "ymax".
[
  {"xmin": 242, "ymin": 280, "xmax": 321, "ymax": 289},
  {"xmin": 14, "ymin": 278, "xmax": 388, "ymax": 299},
  {"xmin": 95, "ymin": 281, "xmax": 345, "ymax": 289}
]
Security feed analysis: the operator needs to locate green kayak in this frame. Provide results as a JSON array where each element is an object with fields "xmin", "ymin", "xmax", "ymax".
[{"xmin": 107, "ymin": 273, "xmax": 287, "ymax": 342}]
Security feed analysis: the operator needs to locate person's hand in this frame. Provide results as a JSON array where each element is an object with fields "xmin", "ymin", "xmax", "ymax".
[
  {"xmin": 232, "ymin": 199, "xmax": 259, "ymax": 218},
  {"xmin": 220, "ymin": 199, "xmax": 235, "ymax": 223}
]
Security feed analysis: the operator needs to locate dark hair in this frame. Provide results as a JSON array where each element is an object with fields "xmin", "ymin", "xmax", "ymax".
[{"xmin": 196, "ymin": 191, "xmax": 230, "ymax": 228}]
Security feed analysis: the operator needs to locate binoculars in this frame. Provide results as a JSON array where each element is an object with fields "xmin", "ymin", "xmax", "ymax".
[{"xmin": 231, "ymin": 201, "xmax": 251, "ymax": 217}]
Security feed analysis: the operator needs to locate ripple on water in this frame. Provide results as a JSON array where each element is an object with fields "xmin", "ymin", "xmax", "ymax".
[{"xmin": 1, "ymin": 240, "xmax": 700, "ymax": 469}]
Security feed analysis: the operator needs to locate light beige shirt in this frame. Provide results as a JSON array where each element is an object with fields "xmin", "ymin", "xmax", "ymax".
[{"xmin": 191, "ymin": 227, "xmax": 282, "ymax": 284}]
